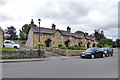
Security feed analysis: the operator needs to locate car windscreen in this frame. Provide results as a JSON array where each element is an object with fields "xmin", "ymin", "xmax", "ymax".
[{"xmin": 85, "ymin": 48, "xmax": 95, "ymax": 52}]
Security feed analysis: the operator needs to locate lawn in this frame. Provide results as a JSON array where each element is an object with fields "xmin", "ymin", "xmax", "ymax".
[{"xmin": 0, "ymin": 47, "xmax": 22, "ymax": 51}]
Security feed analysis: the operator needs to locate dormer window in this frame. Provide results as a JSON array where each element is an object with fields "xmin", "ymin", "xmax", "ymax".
[
  {"xmin": 70, "ymin": 36, "xmax": 72, "ymax": 39},
  {"xmin": 52, "ymin": 34, "xmax": 55, "ymax": 38}
]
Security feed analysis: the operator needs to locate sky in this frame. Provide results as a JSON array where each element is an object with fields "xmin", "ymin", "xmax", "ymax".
[{"xmin": 0, "ymin": 0, "xmax": 119, "ymax": 41}]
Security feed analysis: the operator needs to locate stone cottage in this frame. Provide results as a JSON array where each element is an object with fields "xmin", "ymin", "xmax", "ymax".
[
  {"xmin": 0, "ymin": 27, "xmax": 3, "ymax": 48},
  {"xmin": 25, "ymin": 19, "xmax": 98, "ymax": 48}
]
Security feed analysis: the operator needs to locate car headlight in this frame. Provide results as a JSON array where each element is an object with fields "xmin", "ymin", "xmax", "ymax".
[{"xmin": 85, "ymin": 53, "xmax": 91, "ymax": 54}]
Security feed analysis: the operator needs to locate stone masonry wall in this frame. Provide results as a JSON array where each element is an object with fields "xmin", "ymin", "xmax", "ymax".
[
  {"xmin": 45, "ymin": 47, "xmax": 85, "ymax": 56},
  {"xmin": 1, "ymin": 49, "xmax": 46, "ymax": 59}
]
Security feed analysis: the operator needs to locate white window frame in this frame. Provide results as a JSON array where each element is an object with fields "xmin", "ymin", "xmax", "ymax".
[
  {"xmin": 70, "ymin": 36, "xmax": 72, "ymax": 39},
  {"xmin": 61, "ymin": 35, "xmax": 63, "ymax": 39},
  {"xmin": 52, "ymin": 34, "xmax": 55, "ymax": 38},
  {"xmin": 61, "ymin": 42, "xmax": 64, "ymax": 45},
  {"xmin": 70, "ymin": 42, "xmax": 72, "ymax": 46},
  {"xmin": 30, "ymin": 42, "xmax": 32, "ymax": 46},
  {"xmin": 30, "ymin": 34, "xmax": 32, "ymax": 38},
  {"xmin": 52, "ymin": 41, "xmax": 55, "ymax": 46},
  {"xmin": 40, "ymin": 41, "xmax": 43, "ymax": 44}
]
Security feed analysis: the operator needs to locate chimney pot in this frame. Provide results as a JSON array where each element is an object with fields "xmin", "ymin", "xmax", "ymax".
[
  {"xmin": 67, "ymin": 26, "xmax": 71, "ymax": 32},
  {"xmin": 52, "ymin": 24, "xmax": 56, "ymax": 30}
]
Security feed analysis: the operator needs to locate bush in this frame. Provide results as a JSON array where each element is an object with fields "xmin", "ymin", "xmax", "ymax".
[
  {"xmin": 37, "ymin": 44, "xmax": 43, "ymax": 46},
  {"xmin": 58, "ymin": 44, "xmax": 63, "ymax": 47},
  {"xmin": 74, "ymin": 45, "xmax": 79, "ymax": 47},
  {"xmin": 80, "ymin": 47, "xmax": 87, "ymax": 50},
  {"xmin": 51, "ymin": 46, "xmax": 57, "ymax": 48},
  {"xmin": 97, "ymin": 43, "xmax": 103, "ymax": 48},
  {"xmin": 60, "ymin": 45, "xmax": 66, "ymax": 49}
]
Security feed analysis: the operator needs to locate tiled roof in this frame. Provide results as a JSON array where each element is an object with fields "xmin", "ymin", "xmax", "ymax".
[
  {"xmin": 32, "ymin": 27, "xmax": 56, "ymax": 34},
  {"xmin": 32, "ymin": 26, "xmax": 91, "ymax": 39}
]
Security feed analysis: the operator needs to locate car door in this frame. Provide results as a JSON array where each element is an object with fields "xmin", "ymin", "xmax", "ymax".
[
  {"xmin": 95, "ymin": 48, "xmax": 101, "ymax": 57},
  {"xmin": 4, "ymin": 41, "xmax": 10, "ymax": 48}
]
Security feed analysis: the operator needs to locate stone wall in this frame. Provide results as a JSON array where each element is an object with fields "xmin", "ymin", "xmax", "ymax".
[
  {"xmin": 1, "ymin": 49, "xmax": 46, "ymax": 59},
  {"xmin": 45, "ymin": 47, "xmax": 85, "ymax": 56},
  {"xmin": 0, "ymin": 28, "xmax": 3, "ymax": 48}
]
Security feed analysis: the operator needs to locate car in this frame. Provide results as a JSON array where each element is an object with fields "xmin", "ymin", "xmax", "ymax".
[
  {"xmin": 80, "ymin": 48, "xmax": 106, "ymax": 59},
  {"xmin": 99, "ymin": 48, "xmax": 113, "ymax": 57},
  {"xmin": 3, "ymin": 40, "xmax": 20, "ymax": 49}
]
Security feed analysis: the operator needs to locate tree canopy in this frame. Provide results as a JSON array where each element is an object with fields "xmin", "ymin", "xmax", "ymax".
[
  {"xmin": 4, "ymin": 26, "xmax": 18, "ymax": 40},
  {"xmin": 19, "ymin": 24, "xmax": 30, "ymax": 40}
]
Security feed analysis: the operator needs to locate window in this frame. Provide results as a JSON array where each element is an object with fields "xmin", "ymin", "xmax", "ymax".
[
  {"xmin": 52, "ymin": 41, "xmax": 55, "ymax": 46},
  {"xmin": 40, "ymin": 33, "xmax": 43, "ymax": 37},
  {"xmin": 30, "ymin": 34, "xmax": 32, "ymax": 38},
  {"xmin": 52, "ymin": 34, "xmax": 55, "ymax": 38},
  {"xmin": 89, "ymin": 40, "xmax": 90, "ymax": 42},
  {"xmin": 61, "ymin": 35, "xmax": 63, "ymax": 39},
  {"xmin": 30, "ymin": 42, "xmax": 32, "ymax": 46},
  {"xmin": 40, "ymin": 41, "xmax": 43, "ymax": 44},
  {"xmin": 70, "ymin": 36, "xmax": 72, "ymax": 39},
  {"xmin": 61, "ymin": 42, "xmax": 64, "ymax": 45},
  {"xmin": 70, "ymin": 42, "xmax": 72, "ymax": 46},
  {"xmin": 76, "ymin": 38, "xmax": 77, "ymax": 41},
  {"xmin": 81, "ymin": 39, "xmax": 83, "ymax": 42}
]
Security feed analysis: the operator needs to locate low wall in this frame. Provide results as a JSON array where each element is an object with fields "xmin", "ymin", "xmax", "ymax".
[
  {"xmin": 1, "ymin": 49, "xmax": 46, "ymax": 59},
  {"xmin": 45, "ymin": 47, "xmax": 85, "ymax": 56}
]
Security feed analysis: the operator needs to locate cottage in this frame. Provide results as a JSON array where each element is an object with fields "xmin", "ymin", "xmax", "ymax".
[
  {"xmin": 25, "ymin": 19, "xmax": 98, "ymax": 48},
  {"xmin": 0, "ymin": 27, "xmax": 3, "ymax": 48}
]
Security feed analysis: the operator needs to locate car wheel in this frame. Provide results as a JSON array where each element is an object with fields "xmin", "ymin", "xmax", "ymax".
[
  {"xmin": 102, "ymin": 54, "xmax": 105, "ymax": 58},
  {"xmin": 111, "ymin": 53, "xmax": 113, "ymax": 56},
  {"xmin": 14, "ymin": 46, "xmax": 18, "ymax": 49},
  {"xmin": 106, "ymin": 54, "xmax": 109, "ymax": 57},
  {"xmin": 91, "ymin": 54, "xmax": 95, "ymax": 59}
]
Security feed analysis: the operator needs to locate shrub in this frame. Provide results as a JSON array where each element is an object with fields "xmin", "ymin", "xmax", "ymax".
[
  {"xmin": 37, "ymin": 44, "xmax": 43, "ymax": 46},
  {"xmin": 74, "ymin": 45, "xmax": 79, "ymax": 47},
  {"xmin": 60, "ymin": 45, "xmax": 66, "ymax": 49},
  {"xmin": 80, "ymin": 47, "xmax": 87, "ymax": 50},
  {"xmin": 51, "ymin": 46, "xmax": 57, "ymax": 48},
  {"xmin": 97, "ymin": 43, "xmax": 103, "ymax": 48},
  {"xmin": 58, "ymin": 44, "xmax": 63, "ymax": 47}
]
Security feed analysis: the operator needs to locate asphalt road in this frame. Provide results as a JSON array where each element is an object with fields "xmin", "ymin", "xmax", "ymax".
[{"xmin": 2, "ymin": 53, "xmax": 118, "ymax": 78}]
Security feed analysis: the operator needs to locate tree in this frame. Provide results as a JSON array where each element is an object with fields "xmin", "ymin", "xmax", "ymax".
[
  {"xmin": 115, "ymin": 39, "xmax": 120, "ymax": 47},
  {"xmin": 4, "ymin": 26, "xmax": 18, "ymax": 40},
  {"xmin": 99, "ymin": 38, "xmax": 113, "ymax": 47},
  {"xmin": 94, "ymin": 29, "xmax": 105, "ymax": 41},
  {"xmin": 19, "ymin": 24, "xmax": 30, "ymax": 40}
]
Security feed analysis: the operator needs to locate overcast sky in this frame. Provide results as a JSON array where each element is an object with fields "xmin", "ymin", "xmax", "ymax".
[{"xmin": 0, "ymin": 0, "xmax": 119, "ymax": 40}]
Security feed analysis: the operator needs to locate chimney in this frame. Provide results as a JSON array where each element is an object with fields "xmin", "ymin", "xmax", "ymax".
[
  {"xmin": 67, "ymin": 26, "xmax": 71, "ymax": 33},
  {"xmin": 90, "ymin": 35, "xmax": 92, "ymax": 38},
  {"xmin": 52, "ymin": 24, "xmax": 56, "ymax": 30},
  {"xmin": 30, "ymin": 19, "xmax": 34, "ymax": 27},
  {"xmin": 85, "ymin": 32, "xmax": 88, "ymax": 37}
]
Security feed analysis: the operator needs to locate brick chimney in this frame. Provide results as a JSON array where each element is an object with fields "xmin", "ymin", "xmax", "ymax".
[
  {"xmin": 67, "ymin": 26, "xmax": 71, "ymax": 33},
  {"xmin": 85, "ymin": 32, "xmax": 88, "ymax": 37},
  {"xmin": 52, "ymin": 24, "xmax": 56, "ymax": 30},
  {"xmin": 30, "ymin": 19, "xmax": 34, "ymax": 27}
]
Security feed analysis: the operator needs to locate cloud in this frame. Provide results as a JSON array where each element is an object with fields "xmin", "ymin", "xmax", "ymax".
[{"xmin": 0, "ymin": 0, "xmax": 118, "ymax": 40}]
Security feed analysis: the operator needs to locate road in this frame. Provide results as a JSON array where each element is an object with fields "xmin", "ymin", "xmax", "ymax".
[{"xmin": 2, "ymin": 53, "xmax": 118, "ymax": 78}]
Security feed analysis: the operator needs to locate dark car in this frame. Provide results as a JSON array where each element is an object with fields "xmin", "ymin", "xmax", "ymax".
[
  {"xmin": 99, "ymin": 48, "xmax": 113, "ymax": 57},
  {"xmin": 80, "ymin": 48, "xmax": 106, "ymax": 59}
]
